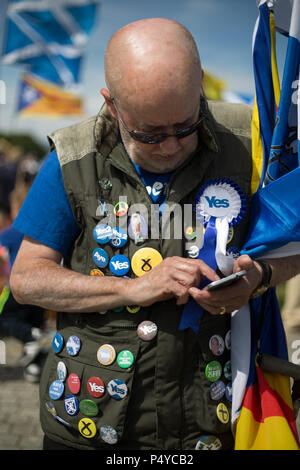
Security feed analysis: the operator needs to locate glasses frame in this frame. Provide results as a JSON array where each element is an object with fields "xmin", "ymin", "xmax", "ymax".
[{"xmin": 110, "ymin": 97, "xmax": 204, "ymax": 145}]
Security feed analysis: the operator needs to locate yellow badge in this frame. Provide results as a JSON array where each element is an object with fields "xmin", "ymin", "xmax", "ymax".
[
  {"xmin": 78, "ymin": 418, "xmax": 97, "ymax": 438},
  {"xmin": 216, "ymin": 403, "xmax": 230, "ymax": 424},
  {"xmin": 90, "ymin": 269, "xmax": 104, "ymax": 276},
  {"xmin": 126, "ymin": 305, "xmax": 141, "ymax": 314},
  {"xmin": 131, "ymin": 247, "xmax": 163, "ymax": 277}
]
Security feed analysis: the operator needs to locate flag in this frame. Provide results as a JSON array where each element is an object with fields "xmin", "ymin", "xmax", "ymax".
[
  {"xmin": 232, "ymin": 0, "xmax": 300, "ymax": 450},
  {"xmin": 1, "ymin": 0, "xmax": 100, "ymax": 116},
  {"xmin": 241, "ymin": 0, "xmax": 300, "ymax": 257},
  {"xmin": 234, "ymin": 290, "xmax": 300, "ymax": 450},
  {"xmin": 202, "ymin": 70, "xmax": 226, "ymax": 101},
  {"xmin": 1, "ymin": 0, "xmax": 100, "ymax": 87},
  {"xmin": 17, "ymin": 72, "xmax": 83, "ymax": 117}
]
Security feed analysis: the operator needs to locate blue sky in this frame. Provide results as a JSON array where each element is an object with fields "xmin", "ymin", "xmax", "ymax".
[{"xmin": 0, "ymin": 0, "xmax": 288, "ymax": 150}]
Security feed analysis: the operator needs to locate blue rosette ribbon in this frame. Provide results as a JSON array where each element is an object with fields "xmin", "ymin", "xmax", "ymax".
[{"xmin": 178, "ymin": 179, "xmax": 246, "ymax": 334}]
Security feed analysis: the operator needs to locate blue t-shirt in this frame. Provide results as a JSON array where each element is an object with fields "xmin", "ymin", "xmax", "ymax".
[
  {"xmin": 0, "ymin": 225, "xmax": 24, "ymax": 270},
  {"xmin": 14, "ymin": 150, "xmax": 173, "ymax": 256}
]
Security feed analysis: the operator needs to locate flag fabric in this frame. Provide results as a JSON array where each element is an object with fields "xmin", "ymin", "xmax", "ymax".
[
  {"xmin": 17, "ymin": 72, "xmax": 83, "ymax": 117},
  {"xmin": 1, "ymin": 0, "xmax": 100, "ymax": 116},
  {"xmin": 232, "ymin": 0, "xmax": 300, "ymax": 451},
  {"xmin": 1, "ymin": 0, "xmax": 100, "ymax": 87},
  {"xmin": 234, "ymin": 290, "xmax": 300, "ymax": 450},
  {"xmin": 241, "ymin": 0, "xmax": 300, "ymax": 257}
]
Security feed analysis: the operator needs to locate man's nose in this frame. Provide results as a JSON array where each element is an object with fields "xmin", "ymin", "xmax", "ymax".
[{"xmin": 159, "ymin": 135, "xmax": 181, "ymax": 155}]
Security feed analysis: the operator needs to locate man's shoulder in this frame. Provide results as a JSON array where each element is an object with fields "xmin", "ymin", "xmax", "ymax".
[
  {"xmin": 207, "ymin": 100, "xmax": 252, "ymax": 137},
  {"xmin": 47, "ymin": 103, "xmax": 119, "ymax": 167}
]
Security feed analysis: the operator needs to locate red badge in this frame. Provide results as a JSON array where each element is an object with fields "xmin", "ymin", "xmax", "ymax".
[
  {"xmin": 87, "ymin": 376, "xmax": 105, "ymax": 398},
  {"xmin": 67, "ymin": 373, "xmax": 81, "ymax": 395}
]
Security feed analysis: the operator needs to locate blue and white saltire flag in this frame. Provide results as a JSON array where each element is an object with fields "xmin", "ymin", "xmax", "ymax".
[
  {"xmin": 231, "ymin": 0, "xmax": 300, "ymax": 450},
  {"xmin": 241, "ymin": 0, "xmax": 300, "ymax": 259},
  {"xmin": 1, "ymin": 0, "xmax": 101, "ymax": 87}
]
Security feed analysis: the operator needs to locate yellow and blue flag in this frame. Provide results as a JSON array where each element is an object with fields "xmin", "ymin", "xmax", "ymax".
[{"xmin": 233, "ymin": 0, "xmax": 300, "ymax": 450}]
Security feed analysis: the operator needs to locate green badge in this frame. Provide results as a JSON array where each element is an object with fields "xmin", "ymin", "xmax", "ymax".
[
  {"xmin": 205, "ymin": 361, "xmax": 222, "ymax": 382},
  {"xmin": 117, "ymin": 350, "xmax": 135, "ymax": 369},
  {"xmin": 79, "ymin": 399, "xmax": 99, "ymax": 417}
]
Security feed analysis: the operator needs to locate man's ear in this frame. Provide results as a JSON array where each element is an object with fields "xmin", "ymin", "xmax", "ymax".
[{"xmin": 100, "ymin": 88, "xmax": 117, "ymax": 119}]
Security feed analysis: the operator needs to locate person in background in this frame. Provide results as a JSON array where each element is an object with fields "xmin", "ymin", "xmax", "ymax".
[{"xmin": 0, "ymin": 158, "xmax": 49, "ymax": 382}]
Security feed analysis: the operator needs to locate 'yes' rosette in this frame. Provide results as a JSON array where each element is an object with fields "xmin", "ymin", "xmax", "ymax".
[{"xmin": 195, "ymin": 178, "xmax": 246, "ymax": 276}]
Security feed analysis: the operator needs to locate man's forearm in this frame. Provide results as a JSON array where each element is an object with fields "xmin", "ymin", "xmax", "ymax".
[
  {"xmin": 10, "ymin": 258, "xmax": 132, "ymax": 313},
  {"xmin": 265, "ymin": 254, "xmax": 300, "ymax": 287}
]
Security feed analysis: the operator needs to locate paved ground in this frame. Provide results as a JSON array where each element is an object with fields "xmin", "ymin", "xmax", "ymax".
[
  {"xmin": 1, "ymin": 326, "xmax": 300, "ymax": 450},
  {"xmin": 0, "ymin": 337, "xmax": 44, "ymax": 450}
]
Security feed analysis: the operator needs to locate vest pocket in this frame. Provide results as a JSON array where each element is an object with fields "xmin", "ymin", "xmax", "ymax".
[{"xmin": 40, "ymin": 325, "xmax": 140, "ymax": 448}]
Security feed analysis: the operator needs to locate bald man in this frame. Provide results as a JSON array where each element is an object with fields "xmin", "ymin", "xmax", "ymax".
[{"xmin": 10, "ymin": 18, "xmax": 300, "ymax": 451}]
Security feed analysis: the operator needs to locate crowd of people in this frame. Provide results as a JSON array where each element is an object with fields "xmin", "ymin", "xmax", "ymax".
[{"xmin": 0, "ymin": 139, "xmax": 51, "ymax": 382}]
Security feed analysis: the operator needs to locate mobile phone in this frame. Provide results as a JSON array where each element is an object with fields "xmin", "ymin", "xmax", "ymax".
[{"xmin": 206, "ymin": 270, "xmax": 247, "ymax": 291}]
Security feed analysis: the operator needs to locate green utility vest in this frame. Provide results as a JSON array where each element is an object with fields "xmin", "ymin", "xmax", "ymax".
[{"xmin": 40, "ymin": 99, "xmax": 253, "ymax": 450}]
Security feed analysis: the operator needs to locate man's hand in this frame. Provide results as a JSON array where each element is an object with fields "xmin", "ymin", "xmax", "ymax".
[
  {"xmin": 187, "ymin": 254, "xmax": 263, "ymax": 315},
  {"xmin": 126, "ymin": 256, "xmax": 220, "ymax": 307}
]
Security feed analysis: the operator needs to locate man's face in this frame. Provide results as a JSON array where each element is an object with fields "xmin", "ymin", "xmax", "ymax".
[{"xmin": 115, "ymin": 93, "xmax": 201, "ymax": 174}]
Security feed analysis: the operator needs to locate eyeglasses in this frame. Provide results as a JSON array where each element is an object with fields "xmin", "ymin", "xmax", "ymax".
[{"xmin": 111, "ymin": 98, "xmax": 204, "ymax": 145}]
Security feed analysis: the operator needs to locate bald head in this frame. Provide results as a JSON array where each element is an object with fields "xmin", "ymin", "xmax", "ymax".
[{"xmin": 104, "ymin": 18, "xmax": 203, "ymax": 112}]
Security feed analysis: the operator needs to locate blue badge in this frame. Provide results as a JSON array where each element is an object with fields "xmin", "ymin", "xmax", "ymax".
[
  {"xmin": 109, "ymin": 227, "xmax": 128, "ymax": 248},
  {"xmin": 109, "ymin": 255, "xmax": 130, "ymax": 276},
  {"xmin": 52, "ymin": 333, "xmax": 64, "ymax": 354},
  {"xmin": 209, "ymin": 380, "xmax": 226, "ymax": 401},
  {"xmin": 64, "ymin": 394, "xmax": 79, "ymax": 416},
  {"xmin": 92, "ymin": 248, "xmax": 109, "ymax": 268},
  {"xmin": 49, "ymin": 380, "xmax": 65, "ymax": 400},
  {"xmin": 107, "ymin": 379, "xmax": 128, "ymax": 400},
  {"xmin": 66, "ymin": 335, "xmax": 81, "ymax": 356},
  {"xmin": 225, "ymin": 382, "xmax": 232, "ymax": 402},
  {"xmin": 93, "ymin": 224, "xmax": 113, "ymax": 244}
]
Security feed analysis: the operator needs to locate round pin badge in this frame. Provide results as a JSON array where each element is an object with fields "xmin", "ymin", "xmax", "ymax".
[
  {"xmin": 100, "ymin": 425, "xmax": 118, "ymax": 445},
  {"xmin": 114, "ymin": 201, "xmax": 129, "ymax": 217},
  {"xmin": 98, "ymin": 178, "xmax": 112, "ymax": 191},
  {"xmin": 64, "ymin": 394, "xmax": 79, "ymax": 416},
  {"xmin": 117, "ymin": 350, "xmax": 134, "ymax": 369},
  {"xmin": 49, "ymin": 380, "xmax": 64, "ymax": 400},
  {"xmin": 195, "ymin": 435, "xmax": 222, "ymax": 450},
  {"xmin": 137, "ymin": 320, "xmax": 158, "ymax": 341},
  {"xmin": 90, "ymin": 269, "xmax": 105, "ymax": 276},
  {"xmin": 226, "ymin": 382, "xmax": 232, "ymax": 402},
  {"xmin": 87, "ymin": 376, "xmax": 105, "ymax": 398},
  {"xmin": 57, "ymin": 361, "xmax": 67, "ymax": 382},
  {"xmin": 126, "ymin": 305, "xmax": 140, "ymax": 314},
  {"xmin": 109, "ymin": 227, "xmax": 128, "ymax": 248},
  {"xmin": 79, "ymin": 399, "xmax": 99, "ymax": 417},
  {"xmin": 107, "ymin": 379, "xmax": 128, "ymax": 400},
  {"xmin": 67, "ymin": 373, "xmax": 81, "ymax": 395},
  {"xmin": 97, "ymin": 344, "xmax": 116, "ymax": 366},
  {"xmin": 109, "ymin": 254, "xmax": 130, "ymax": 277},
  {"xmin": 205, "ymin": 361, "xmax": 222, "ymax": 382},
  {"xmin": 225, "ymin": 330, "xmax": 231, "ymax": 350},
  {"xmin": 224, "ymin": 360, "xmax": 232, "ymax": 381},
  {"xmin": 113, "ymin": 306, "xmax": 124, "ymax": 312},
  {"xmin": 209, "ymin": 380, "xmax": 226, "ymax": 401},
  {"xmin": 209, "ymin": 335, "xmax": 225, "ymax": 356},
  {"xmin": 78, "ymin": 418, "xmax": 97, "ymax": 439},
  {"xmin": 186, "ymin": 245, "xmax": 199, "ymax": 258},
  {"xmin": 131, "ymin": 247, "xmax": 163, "ymax": 277},
  {"xmin": 128, "ymin": 213, "xmax": 148, "ymax": 244},
  {"xmin": 93, "ymin": 224, "xmax": 113, "ymax": 244},
  {"xmin": 52, "ymin": 333, "xmax": 64, "ymax": 354},
  {"xmin": 66, "ymin": 335, "xmax": 81, "ymax": 356},
  {"xmin": 92, "ymin": 248, "xmax": 109, "ymax": 268},
  {"xmin": 216, "ymin": 402, "xmax": 230, "ymax": 424}
]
